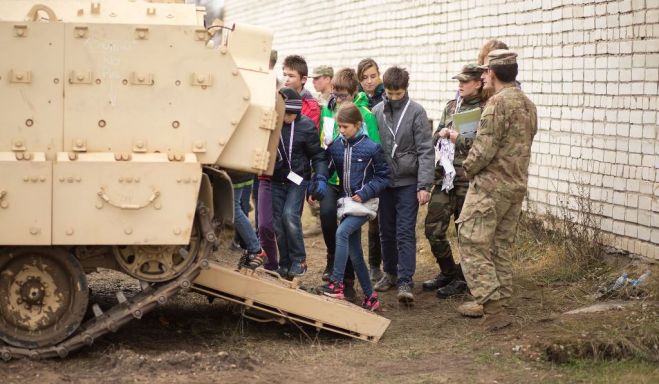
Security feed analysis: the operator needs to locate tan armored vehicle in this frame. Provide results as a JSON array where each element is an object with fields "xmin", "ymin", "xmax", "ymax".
[{"xmin": 0, "ymin": 0, "xmax": 389, "ymax": 360}]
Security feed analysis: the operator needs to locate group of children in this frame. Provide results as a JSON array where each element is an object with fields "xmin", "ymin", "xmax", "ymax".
[{"xmin": 231, "ymin": 40, "xmax": 516, "ymax": 312}]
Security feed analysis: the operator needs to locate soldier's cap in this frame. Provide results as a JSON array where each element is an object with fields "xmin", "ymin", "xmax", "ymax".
[
  {"xmin": 311, "ymin": 65, "xmax": 334, "ymax": 78},
  {"xmin": 477, "ymin": 49, "xmax": 518, "ymax": 69},
  {"xmin": 452, "ymin": 64, "xmax": 484, "ymax": 81}
]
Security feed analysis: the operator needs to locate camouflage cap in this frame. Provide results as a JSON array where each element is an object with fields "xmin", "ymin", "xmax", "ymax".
[
  {"xmin": 311, "ymin": 65, "xmax": 334, "ymax": 78},
  {"xmin": 452, "ymin": 63, "xmax": 484, "ymax": 81},
  {"xmin": 478, "ymin": 49, "xmax": 518, "ymax": 69}
]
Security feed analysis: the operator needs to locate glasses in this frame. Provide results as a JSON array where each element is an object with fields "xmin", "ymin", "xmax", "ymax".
[{"xmin": 331, "ymin": 92, "xmax": 351, "ymax": 100}]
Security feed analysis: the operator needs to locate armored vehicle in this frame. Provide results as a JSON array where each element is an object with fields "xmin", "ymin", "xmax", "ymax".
[{"xmin": 0, "ymin": 0, "xmax": 389, "ymax": 360}]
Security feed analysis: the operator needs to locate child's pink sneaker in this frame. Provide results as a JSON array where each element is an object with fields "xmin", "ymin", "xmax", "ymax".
[{"xmin": 362, "ymin": 292, "xmax": 380, "ymax": 311}]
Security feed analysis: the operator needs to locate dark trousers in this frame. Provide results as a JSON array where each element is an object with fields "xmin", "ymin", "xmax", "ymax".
[
  {"xmin": 368, "ymin": 219, "xmax": 381, "ymax": 268},
  {"xmin": 271, "ymin": 180, "xmax": 308, "ymax": 268},
  {"xmin": 257, "ymin": 179, "xmax": 278, "ymax": 270},
  {"xmin": 319, "ymin": 185, "xmax": 355, "ymax": 281},
  {"xmin": 378, "ymin": 184, "xmax": 419, "ymax": 286},
  {"xmin": 252, "ymin": 176, "xmax": 260, "ymax": 230}
]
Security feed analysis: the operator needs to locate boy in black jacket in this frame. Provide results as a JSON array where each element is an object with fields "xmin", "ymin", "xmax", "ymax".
[{"xmin": 272, "ymin": 88, "xmax": 329, "ymax": 279}]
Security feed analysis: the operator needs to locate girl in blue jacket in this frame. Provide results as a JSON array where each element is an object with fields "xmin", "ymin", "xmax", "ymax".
[{"xmin": 318, "ymin": 104, "xmax": 390, "ymax": 311}]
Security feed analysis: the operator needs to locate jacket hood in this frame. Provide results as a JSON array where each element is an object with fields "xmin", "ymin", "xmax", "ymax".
[
  {"xmin": 300, "ymin": 88, "xmax": 314, "ymax": 100},
  {"xmin": 353, "ymin": 92, "xmax": 370, "ymax": 109},
  {"xmin": 358, "ymin": 83, "xmax": 384, "ymax": 98},
  {"xmin": 340, "ymin": 127, "xmax": 367, "ymax": 144},
  {"xmin": 462, "ymin": 94, "xmax": 482, "ymax": 105},
  {"xmin": 383, "ymin": 92, "xmax": 410, "ymax": 113}
]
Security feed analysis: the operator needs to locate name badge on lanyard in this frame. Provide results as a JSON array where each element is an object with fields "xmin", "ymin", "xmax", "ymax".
[
  {"xmin": 385, "ymin": 99, "xmax": 411, "ymax": 157},
  {"xmin": 280, "ymin": 121, "xmax": 303, "ymax": 185}
]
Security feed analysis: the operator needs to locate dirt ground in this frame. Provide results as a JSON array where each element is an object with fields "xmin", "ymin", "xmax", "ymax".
[{"xmin": 1, "ymin": 206, "xmax": 658, "ymax": 384}]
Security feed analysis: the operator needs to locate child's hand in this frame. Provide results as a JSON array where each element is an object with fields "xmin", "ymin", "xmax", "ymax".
[{"xmin": 351, "ymin": 194, "xmax": 363, "ymax": 203}]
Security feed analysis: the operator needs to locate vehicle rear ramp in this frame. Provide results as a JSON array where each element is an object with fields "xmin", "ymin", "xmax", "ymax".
[{"xmin": 192, "ymin": 261, "xmax": 391, "ymax": 343}]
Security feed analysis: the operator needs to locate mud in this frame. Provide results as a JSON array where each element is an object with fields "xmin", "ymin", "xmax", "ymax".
[{"xmin": 1, "ymin": 213, "xmax": 658, "ymax": 383}]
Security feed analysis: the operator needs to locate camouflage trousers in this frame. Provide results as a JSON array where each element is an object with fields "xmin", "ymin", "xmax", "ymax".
[
  {"xmin": 424, "ymin": 184, "xmax": 468, "ymax": 264},
  {"xmin": 456, "ymin": 185, "xmax": 524, "ymax": 304}
]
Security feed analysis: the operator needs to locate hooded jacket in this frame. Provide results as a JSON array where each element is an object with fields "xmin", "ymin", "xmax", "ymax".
[
  {"xmin": 319, "ymin": 92, "xmax": 380, "ymax": 186},
  {"xmin": 372, "ymin": 93, "xmax": 434, "ymax": 190},
  {"xmin": 273, "ymin": 114, "xmax": 328, "ymax": 183},
  {"xmin": 326, "ymin": 132, "xmax": 390, "ymax": 202},
  {"xmin": 300, "ymin": 88, "xmax": 320, "ymax": 129},
  {"xmin": 359, "ymin": 83, "xmax": 385, "ymax": 110}
]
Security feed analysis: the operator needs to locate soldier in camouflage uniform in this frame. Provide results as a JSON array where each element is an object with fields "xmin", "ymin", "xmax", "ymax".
[
  {"xmin": 423, "ymin": 64, "xmax": 485, "ymax": 298},
  {"xmin": 456, "ymin": 50, "xmax": 537, "ymax": 330}
]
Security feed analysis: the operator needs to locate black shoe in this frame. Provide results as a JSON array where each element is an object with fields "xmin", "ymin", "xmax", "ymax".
[
  {"xmin": 436, "ymin": 279, "xmax": 468, "ymax": 299},
  {"xmin": 276, "ymin": 266, "xmax": 289, "ymax": 278},
  {"xmin": 242, "ymin": 249, "xmax": 267, "ymax": 270},
  {"xmin": 321, "ymin": 263, "xmax": 332, "ymax": 282},
  {"xmin": 344, "ymin": 279, "xmax": 356, "ymax": 302},
  {"xmin": 422, "ymin": 272, "xmax": 455, "ymax": 291}
]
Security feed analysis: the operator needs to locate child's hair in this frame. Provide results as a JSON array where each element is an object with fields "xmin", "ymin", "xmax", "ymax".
[
  {"xmin": 382, "ymin": 66, "xmax": 409, "ymax": 90},
  {"xmin": 336, "ymin": 103, "xmax": 363, "ymax": 126},
  {"xmin": 332, "ymin": 68, "xmax": 359, "ymax": 94},
  {"xmin": 357, "ymin": 58, "xmax": 380, "ymax": 80},
  {"xmin": 282, "ymin": 55, "xmax": 308, "ymax": 79},
  {"xmin": 478, "ymin": 40, "xmax": 509, "ymax": 65},
  {"xmin": 269, "ymin": 49, "xmax": 278, "ymax": 70}
]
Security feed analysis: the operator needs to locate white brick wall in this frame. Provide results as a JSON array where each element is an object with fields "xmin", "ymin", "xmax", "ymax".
[{"xmin": 224, "ymin": 0, "xmax": 659, "ymax": 260}]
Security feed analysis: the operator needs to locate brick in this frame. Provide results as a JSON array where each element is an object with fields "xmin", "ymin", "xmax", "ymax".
[
  {"xmin": 227, "ymin": 0, "xmax": 659, "ymax": 260},
  {"xmin": 612, "ymin": 205, "xmax": 626, "ymax": 220}
]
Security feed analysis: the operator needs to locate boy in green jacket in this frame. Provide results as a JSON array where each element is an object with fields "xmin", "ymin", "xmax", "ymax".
[{"xmin": 314, "ymin": 68, "xmax": 379, "ymax": 302}]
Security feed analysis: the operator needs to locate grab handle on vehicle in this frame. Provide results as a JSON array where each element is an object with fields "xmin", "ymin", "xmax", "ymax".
[
  {"xmin": 97, "ymin": 187, "xmax": 160, "ymax": 210},
  {"xmin": 26, "ymin": 4, "xmax": 59, "ymax": 22}
]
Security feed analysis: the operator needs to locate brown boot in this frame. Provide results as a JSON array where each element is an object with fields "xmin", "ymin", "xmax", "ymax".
[
  {"xmin": 457, "ymin": 301, "xmax": 484, "ymax": 318},
  {"xmin": 482, "ymin": 300, "xmax": 513, "ymax": 331}
]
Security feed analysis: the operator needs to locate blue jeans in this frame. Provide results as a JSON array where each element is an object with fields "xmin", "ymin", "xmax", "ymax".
[
  {"xmin": 378, "ymin": 184, "xmax": 419, "ymax": 286},
  {"xmin": 271, "ymin": 180, "xmax": 308, "ymax": 268},
  {"xmin": 233, "ymin": 185, "xmax": 260, "ymax": 254},
  {"xmin": 319, "ymin": 185, "xmax": 355, "ymax": 281},
  {"xmin": 331, "ymin": 215, "xmax": 373, "ymax": 297}
]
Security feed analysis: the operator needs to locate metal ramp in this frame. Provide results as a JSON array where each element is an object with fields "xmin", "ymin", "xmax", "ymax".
[{"xmin": 192, "ymin": 262, "xmax": 391, "ymax": 342}]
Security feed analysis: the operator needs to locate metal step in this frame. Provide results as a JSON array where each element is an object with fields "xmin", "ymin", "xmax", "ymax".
[{"xmin": 192, "ymin": 262, "xmax": 391, "ymax": 342}]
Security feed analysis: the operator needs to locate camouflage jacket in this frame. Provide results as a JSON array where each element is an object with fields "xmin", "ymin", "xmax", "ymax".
[
  {"xmin": 433, "ymin": 95, "xmax": 483, "ymax": 186},
  {"xmin": 463, "ymin": 84, "xmax": 537, "ymax": 197}
]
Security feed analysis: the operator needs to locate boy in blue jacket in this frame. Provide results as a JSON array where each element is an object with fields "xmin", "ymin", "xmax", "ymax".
[{"xmin": 316, "ymin": 104, "xmax": 390, "ymax": 311}]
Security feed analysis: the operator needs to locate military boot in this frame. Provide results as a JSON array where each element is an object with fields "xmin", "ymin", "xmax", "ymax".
[
  {"xmin": 436, "ymin": 279, "xmax": 468, "ymax": 299},
  {"xmin": 422, "ymin": 257, "xmax": 458, "ymax": 291},
  {"xmin": 482, "ymin": 300, "xmax": 513, "ymax": 331},
  {"xmin": 457, "ymin": 301, "xmax": 484, "ymax": 318}
]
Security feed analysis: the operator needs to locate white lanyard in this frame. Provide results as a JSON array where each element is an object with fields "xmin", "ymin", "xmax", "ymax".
[
  {"xmin": 278, "ymin": 120, "xmax": 295, "ymax": 168},
  {"xmin": 385, "ymin": 99, "xmax": 411, "ymax": 139},
  {"xmin": 385, "ymin": 99, "xmax": 411, "ymax": 157}
]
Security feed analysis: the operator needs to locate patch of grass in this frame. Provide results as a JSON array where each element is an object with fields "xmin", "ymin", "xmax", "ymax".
[
  {"xmin": 514, "ymin": 184, "xmax": 608, "ymax": 285},
  {"xmin": 546, "ymin": 359, "xmax": 659, "ymax": 384}
]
